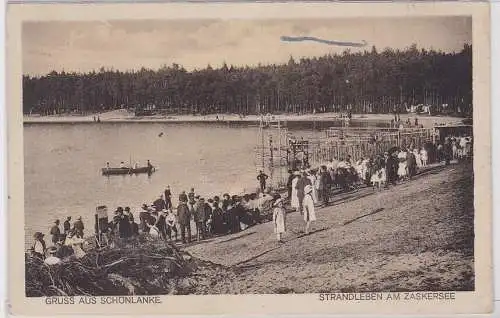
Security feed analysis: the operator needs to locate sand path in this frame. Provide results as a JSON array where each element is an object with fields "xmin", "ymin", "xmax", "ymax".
[{"xmin": 184, "ymin": 162, "xmax": 474, "ymax": 293}]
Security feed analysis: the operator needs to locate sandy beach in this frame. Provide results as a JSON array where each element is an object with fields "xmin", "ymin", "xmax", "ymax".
[
  {"xmin": 180, "ymin": 161, "xmax": 474, "ymax": 294},
  {"xmin": 23, "ymin": 110, "xmax": 465, "ymax": 128}
]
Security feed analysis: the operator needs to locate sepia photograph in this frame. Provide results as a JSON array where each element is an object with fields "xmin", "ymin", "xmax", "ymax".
[{"xmin": 6, "ymin": 2, "xmax": 492, "ymax": 315}]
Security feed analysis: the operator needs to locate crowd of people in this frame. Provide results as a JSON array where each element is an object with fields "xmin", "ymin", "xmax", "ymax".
[{"xmin": 29, "ymin": 134, "xmax": 473, "ymax": 262}]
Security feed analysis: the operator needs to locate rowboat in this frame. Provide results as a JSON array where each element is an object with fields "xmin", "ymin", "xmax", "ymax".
[{"xmin": 101, "ymin": 166, "xmax": 155, "ymax": 176}]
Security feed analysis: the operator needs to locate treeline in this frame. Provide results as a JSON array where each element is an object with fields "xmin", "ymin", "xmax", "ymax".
[{"xmin": 23, "ymin": 44, "xmax": 472, "ymax": 116}]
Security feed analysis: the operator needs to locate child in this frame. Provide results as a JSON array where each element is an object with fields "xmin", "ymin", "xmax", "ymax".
[{"xmin": 272, "ymin": 197, "xmax": 286, "ymax": 243}]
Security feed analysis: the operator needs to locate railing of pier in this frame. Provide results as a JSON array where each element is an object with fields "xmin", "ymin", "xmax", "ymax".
[{"xmin": 309, "ymin": 128, "xmax": 436, "ymax": 167}]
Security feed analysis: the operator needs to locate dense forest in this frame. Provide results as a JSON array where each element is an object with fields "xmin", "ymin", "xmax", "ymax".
[{"xmin": 23, "ymin": 44, "xmax": 472, "ymax": 116}]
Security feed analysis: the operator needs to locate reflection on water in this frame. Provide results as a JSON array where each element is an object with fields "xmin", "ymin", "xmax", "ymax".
[{"xmin": 23, "ymin": 120, "xmax": 389, "ymax": 248}]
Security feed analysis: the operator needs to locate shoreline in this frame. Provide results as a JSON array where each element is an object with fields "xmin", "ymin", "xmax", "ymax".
[{"xmin": 23, "ymin": 111, "xmax": 466, "ymax": 128}]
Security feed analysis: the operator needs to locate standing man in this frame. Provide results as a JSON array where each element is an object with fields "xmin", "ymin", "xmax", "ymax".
[
  {"xmin": 188, "ymin": 188, "xmax": 196, "ymax": 202},
  {"xmin": 50, "ymin": 220, "xmax": 61, "ymax": 244},
  {"xmin": 384, "ymin": 152, "xmax": 397, "ymax": 188},
  {"xmin": 320, "ymin": 166, "xmax": 331, "ymax": 206},
  {"xmin": 164, "ymin": 186, "xmax": 173, "ymax": 210},
  {"xmin": 73, "ymin": 216, "xmax": 85, "ymax": 238},
  {"xmin": 178, "ymin": 190, "xmax": 188, "ymax": 203},
  {"xmin": 194, "ymin": 198, "xmax": 207, "ymax": 241},
  {"xmin": 257, "ymin": 170, "xmax": 269, "ymax": 192},
  {"xmin": 177, "ymin": 197, "xmax": 192, "ymax": 244},
  {"xmin": 63, "ymin": 217, "xmax": 72, "ymax": 235}
]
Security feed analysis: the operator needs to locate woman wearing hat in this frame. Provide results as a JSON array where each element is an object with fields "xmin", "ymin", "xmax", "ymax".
[
  {"xmin": 272, "ymin": 196, "xmax": 286, "ymax": 243},
  {"xmin": 31, "ymin": 232, "xmax": 46, "ymax": 259},
  {"xmin": 303, "ymin": 185, "xmax": 317, "ymax": 235}
]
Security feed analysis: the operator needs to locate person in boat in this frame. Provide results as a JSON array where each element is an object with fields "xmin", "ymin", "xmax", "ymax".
[
  {"xmin": 106, "ymin": 162, "xmax": 110, "ymax": 169},
  {"xmin": 73, "ymin": 216, "xmax": 85, "ymax": 238},
  {"xmin": 134, "ymin": 162, "xmax": 139, "ymax": 169},
  {"xmin": 119, "ymin": 161, "xmax": 126, "ymax": 168},
  {"xmin": 31, "ymin": 232, "xmax": 46, "ymax": 259},
  {"xmin": 147, "ymin": 160, "xmax": 153, "ymax": 170},
  {"xmin": 50, "ymin": 219, "xmax": 61, "ymax": 244}
]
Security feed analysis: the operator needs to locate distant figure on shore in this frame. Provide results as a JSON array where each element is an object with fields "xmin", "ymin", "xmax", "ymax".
[
  {"xmin": 63, "ymin": 217, "xmax": 71, "ymax": 235},
  {"xmin": 257, "ymin": 170, "xmax": 269, "ymax": 192},
  {"xmin": 50, "ymin": 220, "xmax": 61, "ymax": 244},
  {"xmin": 272, "ymin": 196, "xmax": 286, "ymax": 243},
  {"xmin": 303, "ymin": 185, "xmax": 316, "ymax": 235}
]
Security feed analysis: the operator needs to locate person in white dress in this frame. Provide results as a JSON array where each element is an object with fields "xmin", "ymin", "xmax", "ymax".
[
  {"xmin": 420, "ymin": 148, "xmax": 428, "ymax": 167},
  {"xmin": 413, "ymin": 149, "xmax": 422, "ymax": 167},
  {"xmin": 64, "ymin": 231, "xmax": 86, "ymax": 259},
  {"xmin": 303, "ymin": 185, "xmax": 317, "ymax": 235},
  {"xmin": 291, "ymin": 172, "xmax": 300, "ymax": 211},
  {"xmin": 307, "ymin": 171, "xmax": 318, "ymax": 203},
  {"xmin": 397, "ymin": 150, "xmax": 408, "ymax": 180},
  {"xmin": 272, "ymin": 198, "xmax": 286, "ymax": 243},
  {"xmin": 371, "ymin": 166, "xmax": 386, "ymax": 190}
]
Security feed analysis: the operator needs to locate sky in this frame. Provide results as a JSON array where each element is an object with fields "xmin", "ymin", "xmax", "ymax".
[{"xmin": 22, "ymin": 17, "xmax": 471, "ymax": 76}]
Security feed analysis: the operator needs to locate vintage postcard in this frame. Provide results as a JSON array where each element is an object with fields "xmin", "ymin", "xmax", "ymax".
[{"xmin": 6, "ymin": 1, "xmax": 492, "ymax": 315}]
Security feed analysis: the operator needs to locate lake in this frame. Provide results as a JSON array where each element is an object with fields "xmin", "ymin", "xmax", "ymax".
[{"xmin": 23, "ymin": 120, "xmax": 388, "ymax": 247}]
